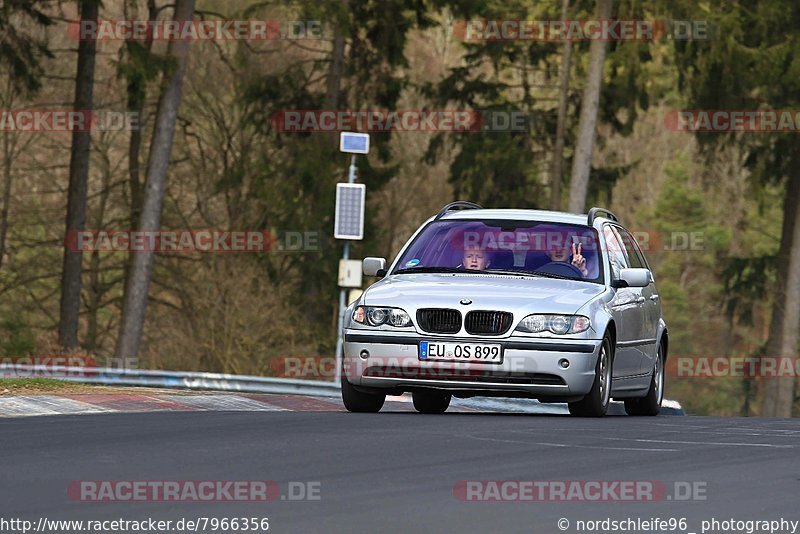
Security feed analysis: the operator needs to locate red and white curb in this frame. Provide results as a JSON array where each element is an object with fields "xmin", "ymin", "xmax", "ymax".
[{"xmin": 0, "ymin": 393, "xmax": 475, "ymax": 418}]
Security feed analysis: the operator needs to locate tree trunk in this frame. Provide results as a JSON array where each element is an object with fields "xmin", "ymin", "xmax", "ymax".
[
  {"xmin": 114, "ymin": 0, "xmax": 196, "ymax": 360},
  {"xmin": 85, "ymin": 149, "xmax": 113, "ymax": 353},
  {"xmin": 324, "ymin": 0, "xmax": 347, "ymax": 149},
  {"xmin": 549, "ymin": 0, "xmax": 572, "ymax": 211},
  {"xmin": 119, "ymin": 0, "xmax": 157, "ymax": 329},
  {"xmin": 762, "ymin": 152, "xmax": 800, "ymax": 417},
  {"xmin": 57, "ymin": 0, "xmax": 99, "ymax": 350},
  {"xmin": 0, "ymin": 131, "xmax": 13, "ymax": 271},
  {"xmin": 567, "ymin": 0, "xmax": 613, "ymax": 213},
  {"xmin": 124, "ymin": 0, "xmax": 157, "ymax": 229}
]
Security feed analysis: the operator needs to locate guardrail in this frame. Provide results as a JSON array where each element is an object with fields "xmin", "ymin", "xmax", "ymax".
[
  {"xmin": 0, "ymin": 364, "xmax": 684, "ymax": 414},
  {"xmin": 0, "ymin": 364, "xmax": 340, "ymax": 397}
]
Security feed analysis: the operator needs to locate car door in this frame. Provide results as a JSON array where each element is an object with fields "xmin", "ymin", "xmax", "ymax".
[
  {"xmin": 618, "ymin": 227, "xmax": 660, "ymax": 373},
  {"xmin": 602, "ymin": 225, "xmax": 644, "ymax": 378}
]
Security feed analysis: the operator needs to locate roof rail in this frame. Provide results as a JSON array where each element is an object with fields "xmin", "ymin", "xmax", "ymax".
[
  {"xmin": 435, "ymin": 201, "xmax": 483, "ymax": 220},
  {"xmin": 587, "ymin": 207, "xmax": 619, "ymax": 226}
]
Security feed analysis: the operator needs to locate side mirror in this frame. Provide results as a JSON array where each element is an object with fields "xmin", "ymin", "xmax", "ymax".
[
  {"xmin": 613, "ymin": 268, "xmax": 651, "ymax": 288},
  {"xmin": 363, "ymin": 257, "xmax": 387, "ymax": 277}
]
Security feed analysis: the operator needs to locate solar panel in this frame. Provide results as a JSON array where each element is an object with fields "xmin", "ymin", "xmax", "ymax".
[
  {"xmin": 339, "ymin": 132, "xmax": 370, "ymax": 154},
  {"xmin": 334, "ymin": 183, "xmax": 365, "ymax": 240}
]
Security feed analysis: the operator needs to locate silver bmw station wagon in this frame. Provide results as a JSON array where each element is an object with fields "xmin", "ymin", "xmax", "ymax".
[{"xmin": 341, "ymin": 202, "xmax": 668, "ymax": 417}]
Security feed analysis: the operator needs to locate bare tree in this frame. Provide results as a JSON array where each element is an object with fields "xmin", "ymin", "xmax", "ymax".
[
  {"xmin": 549, "ymin": 0, "xmax": 572, "ymax": 211},
  {"xmin": 114, "ymin": 0, "xmax": 196, "ymax": 360},
  {"xmin": 58, "ymin": 0, "xmax": 99, "ymax": 350},
  {"xmin": 122, "ymin": 0, "xmax": 158, "ymax": 229},
  {"xmin": 568, "ymin": 0, "xmax": 613, "ymax": 213},
  {"xmin": 762, "ymin": 164, "xmax": 800, "ymax": 417},
  {"xmin": 0, "ymin": 131, "xmax": 12, "ymax": 271},
  {"xmin": 324, "ymin": 0, "xmax": 348, "ymax": 150},
  {"xmin": 0, "ymin": 77, "xmax": 37, "ymax": 271}
]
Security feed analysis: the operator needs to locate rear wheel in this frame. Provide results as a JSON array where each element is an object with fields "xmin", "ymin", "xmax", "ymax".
[
  {"xmin": 569, "ymin": 334, "xmax": 613, "ymax": 417},
  {"xmin": 412, "ymin": 390, "xmax": 451, "ymax": 414},
  {"xmin": 624, "ymin": 343, "xmax": 664, "ymax": 416},
  {"xmin": 341, "ymin": 376, "xmax": 385, "ymax": 413}
]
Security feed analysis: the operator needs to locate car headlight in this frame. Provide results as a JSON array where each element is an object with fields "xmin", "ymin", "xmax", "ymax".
[
  {"xmin": 353, "ymin": 306, "xmax": 412, "ymax": 327},
  {"xmin": 515, "ymin": 314, "xmax": 591, "ymax": 335}
]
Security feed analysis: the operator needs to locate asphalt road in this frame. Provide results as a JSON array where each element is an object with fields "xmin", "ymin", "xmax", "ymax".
[{"xmin": 2, "ymin": 410, "xmax": 799, "ymax": 534}]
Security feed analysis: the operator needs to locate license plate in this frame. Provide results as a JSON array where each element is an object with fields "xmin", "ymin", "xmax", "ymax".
[{"xmin": 419, "ymin": 341, "xmax": 503, "ymax": 364}]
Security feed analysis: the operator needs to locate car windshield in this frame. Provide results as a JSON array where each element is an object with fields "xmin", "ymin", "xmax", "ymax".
[{"xmin": 393, "ymin": 219, "xmax": 604, "ymax": 283}]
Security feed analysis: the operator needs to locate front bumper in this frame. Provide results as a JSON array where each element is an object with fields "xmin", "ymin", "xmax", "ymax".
[{"xmin": 343, "ymin": 331, "xmax": 602, "ymax": 398}]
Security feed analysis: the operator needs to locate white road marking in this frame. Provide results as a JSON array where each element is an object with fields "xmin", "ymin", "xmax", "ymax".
[
  {"xmin": 155, "ymin": 394, "xmax": 288, "ymax": 411},
  {"xmin": 599, "ymin": 436, "xmax": 793, "ymax": 448},
  {"xmin": 467, "ymin": 434, "xmax": 678, "ymax": 452},
  {"xmin": 0, "ymin": 395, "xmax": 115, "ymax": 417}
]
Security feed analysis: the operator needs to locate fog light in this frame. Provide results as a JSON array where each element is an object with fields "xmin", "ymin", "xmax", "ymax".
[
  {"xmin": 558, "ymin": 358, "xmax": 570, "ymax": 369},
  {"xmin": 359, "ymin": 350, "xmax": 370, "ymax": 360}
]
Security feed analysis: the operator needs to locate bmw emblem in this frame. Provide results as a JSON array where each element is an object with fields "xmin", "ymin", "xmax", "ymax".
[{"xmin": 460, "ymin": 298, "xmax": 472, "ymax": 305}]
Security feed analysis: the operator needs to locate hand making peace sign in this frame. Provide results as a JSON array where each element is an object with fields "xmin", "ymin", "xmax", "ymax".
[{"xmin": 571, "ymin": 242, "xmax": 589, "ymax": 277}]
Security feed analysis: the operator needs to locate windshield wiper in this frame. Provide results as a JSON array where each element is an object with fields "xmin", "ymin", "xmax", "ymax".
[
  {"xmin": 529, "ymin": 271, "xmax": 579, "ymax": 281},
  {"xmin": 393, "ymin": 266, "xmax": 470, "ymax": 274},
  {"xmin": 394, "ymin": 266, "xmax": 544, "ymax": 278},
  {"xmin": 392, "ymin": 266, "xmax": 581, "ymax": 280},
  {"xmin": 477, "ymin": 269, "xmax": 539, "ymax": 278}
]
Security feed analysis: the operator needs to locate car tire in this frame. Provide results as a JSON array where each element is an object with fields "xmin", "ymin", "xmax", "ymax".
[
  {"xmin": 412, "ymin": 390, "xmax": 451, "ymax": 414},
  {"xmin": 624, "ymin": 342, "xmax": 664, "ymax": 416},
  {"xmin": 568, "ymin": 334, "xmax": 613, "ymax": 417},
  {"xmin": 341, "ymin": 376, "xmax": 385, "ymax": 413}
]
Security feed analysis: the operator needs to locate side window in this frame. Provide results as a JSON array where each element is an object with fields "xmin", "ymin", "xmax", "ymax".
[
  {"xmin": 603, "ymin": 225, "xmax": 630, "ymax": 279},
  {"xmin": 616, "ymin": 227, "xmax": 646, "ymax": 269}
]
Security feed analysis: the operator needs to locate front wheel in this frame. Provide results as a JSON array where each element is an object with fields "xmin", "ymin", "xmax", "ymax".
[
  {"xmin": 569, "ymin": 334, "xmax": 613, "ymax": 417},
  {"xmin": 412, "ymin": 390, "xmax": 451, "ymax": 414},
  {"xmin": 341, "ymin": 376, "xmax": 385, "ymax": 413},
  {"xmin": 624, "ymin": 343, "xmax": 664, "ymax": 416}
]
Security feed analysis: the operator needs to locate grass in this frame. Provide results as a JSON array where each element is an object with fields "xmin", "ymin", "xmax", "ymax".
[
  {"xmin": 0, "ymin": 378, "xmax": 200, "ymax": 396},
  {"xmin": 0, "ymin": 378, "xmax": 81, "ymax": 394}
]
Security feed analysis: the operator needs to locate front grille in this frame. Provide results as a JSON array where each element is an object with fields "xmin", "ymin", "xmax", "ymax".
[
  {"xmin": 465, "ymin": 311, "xmax": 513, "ymax": 335},
  {"xmin": 363, "ymin": 366, "xmax": 565, "ymax": 386},
  {"xmin": 416, "ymin": 308, "xmax": 461, "ymax": 334}
]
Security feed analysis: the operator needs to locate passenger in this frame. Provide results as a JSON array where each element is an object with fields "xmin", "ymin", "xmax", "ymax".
[{"xmin": 546, "ymin": 241, "xmax": 589, "ymax": 277}]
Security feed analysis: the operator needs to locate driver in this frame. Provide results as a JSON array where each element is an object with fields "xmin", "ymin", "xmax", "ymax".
[
  {"xmin": 546, "ymin": 241, "xmax": 589, "ymax": 277},
  {"xmin": 461, "ymin": 245, "xmax": 491, "ymax": 270}
]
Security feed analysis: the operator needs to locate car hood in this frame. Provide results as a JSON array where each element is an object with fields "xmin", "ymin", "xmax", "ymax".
[{"xmin": 363, "ymin": 273, "xmax": 605, "ymax": 316}]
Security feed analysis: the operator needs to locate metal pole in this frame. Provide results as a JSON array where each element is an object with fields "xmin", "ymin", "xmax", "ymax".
[{"xmin": 334, "ymin": 155, "xmax": 358, "ymax": 383}]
